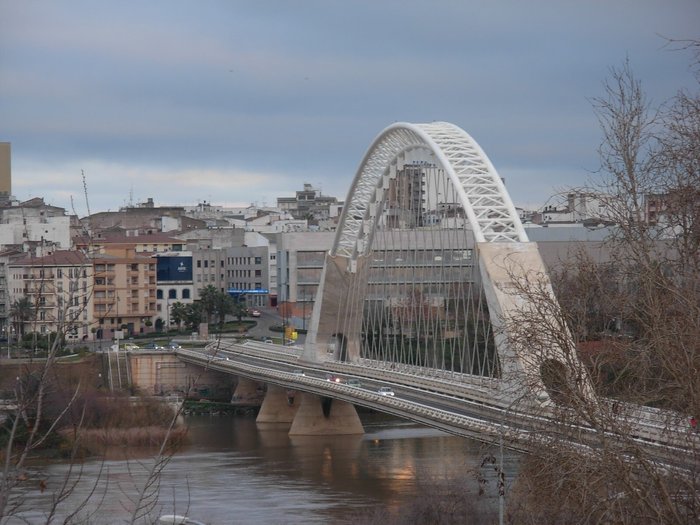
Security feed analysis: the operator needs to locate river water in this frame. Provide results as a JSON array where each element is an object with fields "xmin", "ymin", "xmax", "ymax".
[{"xmin": 7, "ymin": 413, "xmax": 519, "ymax": 524}]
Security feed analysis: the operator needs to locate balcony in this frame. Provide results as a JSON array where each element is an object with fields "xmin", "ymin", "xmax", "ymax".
[
  {"xmin": 23, "ymin": 288, "xmax": 56, "ymax": 296},
  {"xmin": 26, "ymin": 273, "xmax": 56, "ymax": 280}
]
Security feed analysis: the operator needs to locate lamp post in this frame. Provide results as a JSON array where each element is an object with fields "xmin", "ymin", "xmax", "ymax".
[
  {"xmin": 166, "ymin": 297, "xmax": 170, "ymax": 332},
  {"xmin": 499, "ymin": 431, "xmax": 504, "ymax": 525},
  {"xmin": 7, "ymin": 326, "xmax": 14, "ymax": 359},
  {"xmin": 302, "ymin": 292, "xmax": 306, "ymax": 332}
]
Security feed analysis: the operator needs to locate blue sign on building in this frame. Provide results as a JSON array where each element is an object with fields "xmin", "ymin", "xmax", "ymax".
[
  {"xmin": 157, "ymin": 256, "xmax": 193, "ymax": 281},
  {"xmin": 228, "ymin": 288, "xmax": 269, "ymax": 295}
]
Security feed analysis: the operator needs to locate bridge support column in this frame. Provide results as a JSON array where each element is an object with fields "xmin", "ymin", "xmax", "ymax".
[
  {"xmin": 256, "ymin": 385, "xmax": 299, "ymax": 424},
  {"xmin": 288, "ymin": 393, "xmax": 364, "ymax": 436},
  {"xmin": 304, "ymin": 254, "xmax": 369, "ymax": 364},
  {"xmin": 231, "ymin": 377, "xmax": 263, "ymax": 405}
]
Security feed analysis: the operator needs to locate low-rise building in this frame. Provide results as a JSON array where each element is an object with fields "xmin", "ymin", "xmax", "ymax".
[
  {"xmin": 277, "ymin": 183, "xmax": 343, "ymax": 222},
  {"xmin": 224, "ymin": 245, "xmax": 270, "ymax": 309},
  {"xmin": 0, "ymin": 198, "xmax": 73, "ymax": 249},
  {"xmin": 155, "ymin": 251, "xmax": 194, "ymax": 329}
]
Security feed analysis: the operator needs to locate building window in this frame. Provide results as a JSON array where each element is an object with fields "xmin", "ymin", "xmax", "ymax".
[
  {"xmin": 156, "ymin": 290, "xmax": 163, "ymax": 299},
  {"xmin": 168, "ymin": 289, "xmax": 177, "ymax": 299},
  {"xmin": 197, "ymin": 260, "xmax": 202, "ymax": 268},
  {"xmin": 182, "ymin": 289, "xmax": 190, "ymax": 299},
  {"xmin": 255, "ymin": 257, "xmax": 262, "ymax": 265}
]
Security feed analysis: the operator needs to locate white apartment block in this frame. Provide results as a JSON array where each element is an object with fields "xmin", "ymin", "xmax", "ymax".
[{"xmin": 8, "ymin": 250, "xmax": 94, "ymax": 339}]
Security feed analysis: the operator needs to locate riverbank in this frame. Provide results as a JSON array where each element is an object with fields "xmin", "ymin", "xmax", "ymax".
[{"xmin": 0, "ymin": 354, "xmax": 190, "ymax": 459}]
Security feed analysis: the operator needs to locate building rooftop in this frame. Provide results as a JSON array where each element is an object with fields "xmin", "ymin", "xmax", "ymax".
[{"xmin": 12, "ymin": 250, "xmax": 89, "ymax": 266}]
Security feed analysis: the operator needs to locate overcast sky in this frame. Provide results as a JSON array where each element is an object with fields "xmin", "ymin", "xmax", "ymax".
[{"xmin": 1, "ymin": 1, "xmax": 698, "ymax": 216}]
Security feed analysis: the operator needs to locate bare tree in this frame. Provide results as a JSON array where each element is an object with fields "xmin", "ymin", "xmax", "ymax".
[{"xmin": 498, "ymin": 51, "xmax": 700, "ymax": 524}]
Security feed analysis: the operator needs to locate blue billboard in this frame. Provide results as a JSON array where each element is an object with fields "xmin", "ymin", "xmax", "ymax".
[{"xmin": 157, "ymin": 256, "xmax": 193, "ymax": 282}]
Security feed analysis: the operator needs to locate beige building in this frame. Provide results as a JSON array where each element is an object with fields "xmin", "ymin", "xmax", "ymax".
[
  {"xmin": 93, "ymin": 247, "xmax": 157, "ymax": 340},
  {"xmin": 8, "ymin": 250, "xmax": 94, "ymax": 339},
  {"xmin": 0, "ymin": 142, "xmax": 10, "ymax": 203}
]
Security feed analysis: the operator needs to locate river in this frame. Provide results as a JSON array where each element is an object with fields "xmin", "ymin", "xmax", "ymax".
[{"xmin": 6, "ymin": 413, "xmax": 520, "ymax": 524}]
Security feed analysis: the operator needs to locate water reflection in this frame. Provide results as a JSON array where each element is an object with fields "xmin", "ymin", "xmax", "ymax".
[{"xmin": 5, "ymin": 413, "xmax": 518, "ymax": 524}]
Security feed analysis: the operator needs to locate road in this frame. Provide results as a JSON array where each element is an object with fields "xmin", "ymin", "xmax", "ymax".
[
  {"xmin": 177, "ymin": 341, "xmax": 700, "ymax": 472},
  {"xmin": 244, "ymin": 307, "xmax": 307, "ymax": 345}
]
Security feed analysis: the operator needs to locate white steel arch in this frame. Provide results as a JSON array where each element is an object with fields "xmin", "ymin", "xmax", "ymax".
[
  {"xmin": 305, "ymin": 121, "xmax": 593, "ymax": 407},
  {"xmin": 333, "ymin": 121, "xmax": 528, "ymax": 259}
]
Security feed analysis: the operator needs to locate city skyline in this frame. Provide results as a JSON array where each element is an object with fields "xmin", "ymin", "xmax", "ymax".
[{"xmin": 1, "ymin": 1, "xmax": 698, "ymax": 215}]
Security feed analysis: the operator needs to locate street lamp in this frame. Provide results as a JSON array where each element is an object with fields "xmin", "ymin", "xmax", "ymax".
[
  {"xmin": 7, "ymin": 326, "xmax": 14, "ymax": 359},
  {"xmin": 302, "ymin": 292, "xmax": 306, "ymax": 332}
]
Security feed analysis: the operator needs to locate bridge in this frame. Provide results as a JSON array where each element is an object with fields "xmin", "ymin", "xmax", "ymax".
[{"xmin": 137, "ymin": 122, "xmax": 694, "ymax": 466}]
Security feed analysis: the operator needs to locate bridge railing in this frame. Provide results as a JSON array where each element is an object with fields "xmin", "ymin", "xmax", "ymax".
[
  {"xmin": 176, "ymin": 346, "xmax": 699, "ymax": 468},
  {"xmin": 178, "ymin": 343, "xmax": 699, "ymax": 458}
]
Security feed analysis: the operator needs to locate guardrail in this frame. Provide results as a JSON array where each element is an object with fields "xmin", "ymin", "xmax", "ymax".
[
  {"xmin": 176, "ymin": 347, "xmax": 506, "ymax": 442},
  {"xmin": 176, "ymin": 344, "xmax": 699, "ymax": 465}
]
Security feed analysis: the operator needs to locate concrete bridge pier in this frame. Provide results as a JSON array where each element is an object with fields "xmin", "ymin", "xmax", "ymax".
[
  {"xmin": 231, "ymin": 377, "xmax": 263, "ymax": 404},
  {"xmin": 256, "ymin": 384, "xmax": 299, "ymax": 424},
  {"xmin": 288, "ymin": 392, "xmax": 364, "ymax": 436}
]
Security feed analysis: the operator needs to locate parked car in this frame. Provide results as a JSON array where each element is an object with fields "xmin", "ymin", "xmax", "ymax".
[
  {"xmin": 292, "ymin": 369, "xmax": 305, "ymax": 376},
  {"xmin": 377, "ymin": 387, "xmax": 395, "ymax": 396},
  {"xmin": 347, "ymin": 379, "xmax": 362, "ymax": 388},
  {"xmin": 325, "ymin": 374, "xmax": 344, "ymax": 384},
  {"xmin": 250, "ymin": 309, "xmax": 261, "ymax": 317},
  {"xmin": 143, "ymin": 342, "xmax": 164, "ymax": 350},
  {"xmin": 167, "ymin": 342, "xmax": 182, "ymax": 350},
  {"xmin": 123, "ymin": 343, "xmax": 140, "ymax": 351},
  {"xmin": 262, "ymin": 337, "xmax": 274, "ymax": 344}
]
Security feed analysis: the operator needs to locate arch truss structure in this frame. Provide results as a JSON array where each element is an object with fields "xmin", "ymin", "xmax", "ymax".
[
  {"xmin": 333, "ymin": 122, "xmax": 528, "ymax": 260},
  {"xmin": 304, "ymin": 122, "xmax": 587, "ymax": 400}
]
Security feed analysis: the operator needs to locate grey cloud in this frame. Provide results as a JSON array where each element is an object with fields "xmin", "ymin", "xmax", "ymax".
[{"xmin": 1, "ymin": 0, "xmax": 698, "ymax": 214}]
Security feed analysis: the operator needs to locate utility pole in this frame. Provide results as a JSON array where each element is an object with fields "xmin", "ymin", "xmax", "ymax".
[{"xmin": 499, "ymin": 431, "xmax": 504, "ymax": 525}]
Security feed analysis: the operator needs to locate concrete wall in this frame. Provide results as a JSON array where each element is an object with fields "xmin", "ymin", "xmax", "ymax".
[{"xmin": 129, "ymin": 352, "xmax": 235, "ymax": 398}]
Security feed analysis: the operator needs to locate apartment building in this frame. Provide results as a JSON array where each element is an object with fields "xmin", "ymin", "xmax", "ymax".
[
  {"xmin": 276, "ymin": 183, "xmax": 342, "ymax": 221},
  {"xmin": 0, "ymin": 198, "xmax": 73, "ymax": 249},
  {"xmin": 8, "ymin": 250, "xmax": 93, "ymax": 339},
  {"xmin": 92, "ymin": 247, "xmax": 156, "ymax": 339}
]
